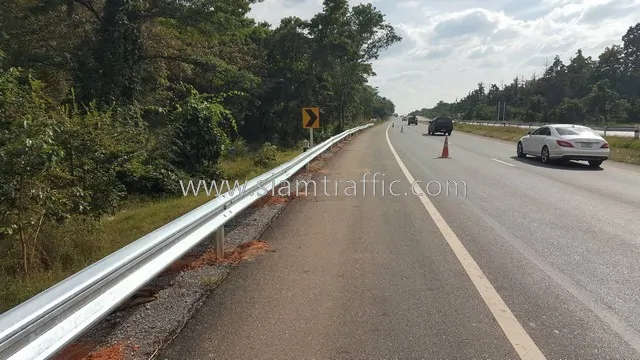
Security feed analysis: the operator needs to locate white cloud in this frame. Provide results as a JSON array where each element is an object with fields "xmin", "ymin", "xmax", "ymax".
[{"xmin": 249, "ymin": 0, "xmax": 640, "ymax": 114}]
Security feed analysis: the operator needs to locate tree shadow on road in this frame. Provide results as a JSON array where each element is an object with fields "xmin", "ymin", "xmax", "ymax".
[{"xmin": 509, "ymin": 156, "xmax": 604, "ymax": 171}]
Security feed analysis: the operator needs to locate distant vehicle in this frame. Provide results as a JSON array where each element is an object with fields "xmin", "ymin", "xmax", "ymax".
[
  {"xmin": 428, "ymin": 116, "xmax": 453, "ymax": 135},
  {"xmin": 407, "ymin": 115, "xmax": 418, "ymax": 125},
  {"xmin": 516, "ymin": 124, "xmax": 609, "ymax": 168},
  {"xmin": 402, "ymin": 116, "xmax": 407, "ymax": 121}
]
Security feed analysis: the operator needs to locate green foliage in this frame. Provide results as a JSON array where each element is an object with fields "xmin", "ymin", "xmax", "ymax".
[
  {"xmin": 230, "ymin": 137, "xmax": 249, "ymax": 158},
  {"xmin": 0, "ymin": 68, "xmax": 124, "ymax": 275},
  {"xmin": 171, "ymin": 87, "xmax": 236, "ymax": 178},
  {"xmin": 253, "ymin": 142, "xmax": 278, "ymax": 167},
  {"xmin": 414, "ymin": 24, "xmax": 640, "ymax": 125}
]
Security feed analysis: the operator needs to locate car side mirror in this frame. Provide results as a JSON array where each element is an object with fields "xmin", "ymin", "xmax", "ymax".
[{"xmin": 527, "ymin": 131, "xmax": 531, "ymax": 135}]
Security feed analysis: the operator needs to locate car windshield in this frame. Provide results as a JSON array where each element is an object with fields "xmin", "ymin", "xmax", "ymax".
[{"xmin": 555, "ymin": 127, "xmax": 594, "ymax": 135}]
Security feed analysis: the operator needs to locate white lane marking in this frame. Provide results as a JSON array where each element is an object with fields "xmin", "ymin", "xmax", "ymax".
[
  {"xmin": 491, "ymin": 158, "xmax": 515, "ymax": 167},
  {"xmin": 386, "ymin": 124, "xmax": 545, "ymax": 360}
]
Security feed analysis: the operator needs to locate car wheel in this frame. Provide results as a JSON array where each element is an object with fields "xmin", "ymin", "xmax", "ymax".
[
  {"xmin": 540, "ymin": 146, "xmax": 550, "ymax": 165},
  {"xmin": 517, "ymin": 142, "xmax": 525, "ymax": 158},
  {"xmin": 588, "ymin": 160, "xmax": 603, "ymax": 168}
]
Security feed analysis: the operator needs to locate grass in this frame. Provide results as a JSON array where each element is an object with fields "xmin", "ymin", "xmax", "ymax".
[
  {"xmin": 454, "ymin": 123, "xmax": 640, "ymax": 165},
  {"xmin": 222, "ymin": 148, "xmax": 301, "ymax": 180},
  {"xmin": 0, "ymin": 147, "xmax": 302, "ymax": 313}
]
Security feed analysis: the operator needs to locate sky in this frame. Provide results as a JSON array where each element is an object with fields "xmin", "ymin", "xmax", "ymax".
[{"xmin": 248, "ymin": 0, "xmax": 640, "ymax": 114}]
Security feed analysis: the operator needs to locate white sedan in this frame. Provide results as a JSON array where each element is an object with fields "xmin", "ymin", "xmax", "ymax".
[{"xmin": 516, "ymin": 124, "xmax": 609, "ymax": 168}]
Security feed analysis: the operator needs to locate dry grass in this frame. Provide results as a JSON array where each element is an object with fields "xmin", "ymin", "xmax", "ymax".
[
  {"xmin": 165, "ymin": 240, "xmax": 270, "ymax": 274},
  {"xmin": 454, "ymin": 123, "xmax": 640, "ymax": 165}
]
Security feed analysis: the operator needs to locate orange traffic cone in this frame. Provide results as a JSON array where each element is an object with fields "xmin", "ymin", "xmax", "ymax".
[{"xmin": 439, "ymin": 136, "xmax": 450, "ymax": 158}]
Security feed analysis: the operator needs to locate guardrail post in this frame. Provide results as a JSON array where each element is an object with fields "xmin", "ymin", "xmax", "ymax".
[
  {"xmin": 635, "ymin": 126, "xmax": 639, "ymax": 140},
  {"xmin": 604, "ymin": 126, "xmax": 607, "ymax": 136},
  {"xmin": 214, "ymin": 226, "xmax": 225, "ymax": 259}
]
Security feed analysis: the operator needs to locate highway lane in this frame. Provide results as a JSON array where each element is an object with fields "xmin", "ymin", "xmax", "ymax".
[
  {"xmin": 159, "ymin": 117, "xmax": 640, "ymax": 359},
  {"xmin": 393, "ymin": 119, "xmax": 640, "ymax": 357}
]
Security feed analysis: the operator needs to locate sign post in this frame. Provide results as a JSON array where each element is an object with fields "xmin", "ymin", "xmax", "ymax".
[{"xmin": 302, "ymin": 107, "xmax": 320, "ymax": 147}]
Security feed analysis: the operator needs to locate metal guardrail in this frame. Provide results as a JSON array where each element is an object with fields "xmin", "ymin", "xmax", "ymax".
[
  {"xmin": 454, "ymin": 120, "xmax": 640, "ymax": 138},
  {"xmin": 454, "ymin": 120, "xmax": 638, "ymax": 131},
  {"xmin": 0, "ymin": 122, "xmax": 374, "ymax": 360}
]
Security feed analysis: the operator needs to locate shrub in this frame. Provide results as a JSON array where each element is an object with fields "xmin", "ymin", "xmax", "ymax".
[{"xmin": 253, "ymin": 142, "xmax": 278, "ymax": 167}]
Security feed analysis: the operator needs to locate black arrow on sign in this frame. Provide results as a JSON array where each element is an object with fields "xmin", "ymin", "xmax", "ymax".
[{"xmin": 305, "ymin": 108, "xmax": 318, "ymax": 127}]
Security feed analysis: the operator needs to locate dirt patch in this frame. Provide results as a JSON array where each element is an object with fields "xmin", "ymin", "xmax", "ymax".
[
  {"xmin": 250, "ymin": 195, "xmax": 289, "ymax": 208},
  {"xmin": 54, "ymin": 343, "xmax": 96, "ymax": 360},
  {"xmin": 217, "ymin": 240, "xmax": 270, "ymax": 265},
  {"xmin": 164, "ymin": 240, "xmax": 270, "ymax": 274},
  {"xmin": 54, "ymin": 342, "xmax": 126, "ymax": 360}
]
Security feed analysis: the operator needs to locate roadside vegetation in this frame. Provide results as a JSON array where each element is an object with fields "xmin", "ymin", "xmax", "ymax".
[
  {"xmin": 0, "ymin": 0, "xmax": 399, "ymax": 312},
  {"xmin": 454, "ymin": 123, "xmax": 640, "ymax": 165},
  {"xmin": 413, "ymin": 24, "xmax": 640, "ymax": 127}
]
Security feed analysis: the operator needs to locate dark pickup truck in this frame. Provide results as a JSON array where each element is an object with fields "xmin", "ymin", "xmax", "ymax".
[
  {"xmin": 428, "ymin": 116, "xmax": 453, "ymax": 135},
  {"xmin": 407, "ymin": 115, "xmax": 418, "ymax": 125}
]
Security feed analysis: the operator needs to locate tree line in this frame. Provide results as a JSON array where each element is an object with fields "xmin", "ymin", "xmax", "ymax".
[
  {"xmin": 411, "ymin": 23, "xmax": 640, "ymax": 125},
  {"xmin": 0, "ymin": 0, "xmax": 398, "ymax": 277}
]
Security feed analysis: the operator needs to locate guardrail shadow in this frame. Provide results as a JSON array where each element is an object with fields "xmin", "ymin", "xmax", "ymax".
[{"xmin": 509, "ymin": 156, "xmax": 604, "ymax": 171}]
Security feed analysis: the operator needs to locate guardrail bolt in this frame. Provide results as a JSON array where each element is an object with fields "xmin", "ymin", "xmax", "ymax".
[{"xmin": 214, "ymin": 226, "xmax": 225, "ymax": 259}]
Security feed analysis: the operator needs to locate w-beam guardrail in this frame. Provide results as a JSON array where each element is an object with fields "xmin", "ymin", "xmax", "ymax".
[{"xmin": 0, "ymin": 122, "xmax": 374, "ymax": 360}]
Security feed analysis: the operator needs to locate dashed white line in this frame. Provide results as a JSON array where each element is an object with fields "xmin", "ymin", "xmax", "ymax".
[
  {"xmin": 491, "ymin": 158, "xmax": 516, "ymax": 167},
  {"xmin": 385, "ymin": 123, "xmax": 545, "ymax": 360}
]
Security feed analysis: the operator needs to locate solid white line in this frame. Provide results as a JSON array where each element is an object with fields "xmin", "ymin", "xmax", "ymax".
[
  {"xmin": 491, "ymin": 158, "xmax": 515, "ymax": 167},
  {"xmin": 385, "ymin": 124, "xmax": 545, "ymax": 360}
]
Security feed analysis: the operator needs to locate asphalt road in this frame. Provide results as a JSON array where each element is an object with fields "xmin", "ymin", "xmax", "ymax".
[{"xmin": 159, "ymin": 117, "xmax": 640, "ymax": 359}]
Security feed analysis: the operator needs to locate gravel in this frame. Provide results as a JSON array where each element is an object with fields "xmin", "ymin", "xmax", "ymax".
[{"xmin": 57, "ymin": 136, "xmax": 357, "ymax": 360}]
